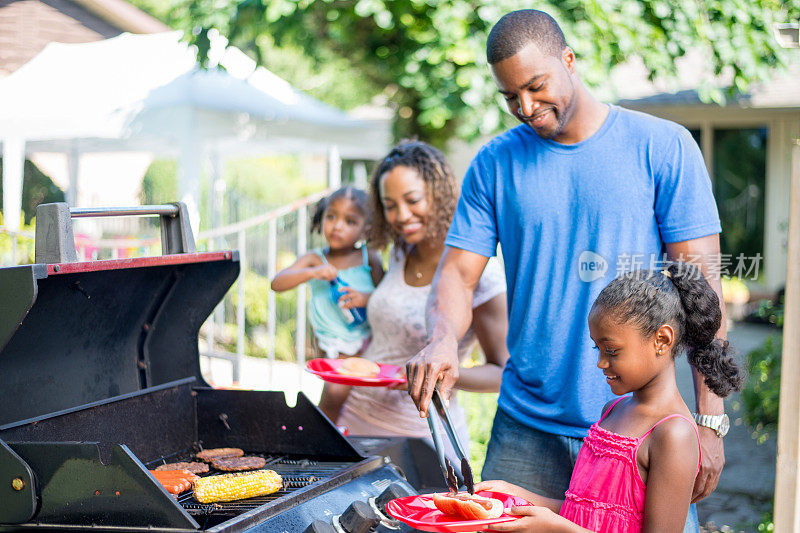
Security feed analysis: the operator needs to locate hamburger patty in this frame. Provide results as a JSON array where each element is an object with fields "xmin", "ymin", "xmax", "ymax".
[
  {"xmin": 196, "ymin": 447, "xmax": 244, "ymax": 463},
  {"xmin": 154, "ymin": 461, "xmax": 210, "ymax": 474},
  {"xmin": 210, "ymin": 456, "xmax": 267, "ymax": 472}
]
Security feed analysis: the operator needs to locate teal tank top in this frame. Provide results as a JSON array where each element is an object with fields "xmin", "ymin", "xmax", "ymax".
[{"xmin": 308, "ymin": 245, "xmax": 375, "ymax": 352}]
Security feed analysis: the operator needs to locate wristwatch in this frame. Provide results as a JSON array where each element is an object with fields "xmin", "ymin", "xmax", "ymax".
[{"xmin": 693, "ymin": 413, "xmax": 730, "ymax": 437}]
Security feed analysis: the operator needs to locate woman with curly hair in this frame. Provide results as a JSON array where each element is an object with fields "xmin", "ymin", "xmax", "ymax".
[{"xmin": 334, "ymin": 140, "xmax": 510, "ymax": 461}]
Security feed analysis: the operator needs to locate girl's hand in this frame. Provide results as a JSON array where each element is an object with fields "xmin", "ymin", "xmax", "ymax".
[
  {"xmin": 473, "ymin": 480, "xmax": 525, "ymax": 500},
  {"xmin": 485, "ymin": 505, "xmax": 566, "ymax": 532},
  {"xmin": 474, "ymin": 481, "xmax": 561, "ymax": 513},
  {"xmin": 338, "ymin": 287, "xmax": 369, "ymax": 309},
  {"xmin": 312, "ymin": 264, "xmax": 339, "ymax": 281}
]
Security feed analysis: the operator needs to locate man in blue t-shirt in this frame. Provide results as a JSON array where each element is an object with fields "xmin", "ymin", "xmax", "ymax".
[{"xmin": 406, "ymin": 9, "xmax": 729, "ymax": 525}]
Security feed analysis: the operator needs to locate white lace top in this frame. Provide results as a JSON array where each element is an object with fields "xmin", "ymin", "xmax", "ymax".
[{"xmin": 340, "ymin": 248, "xmax": 506, "ymax": 437}]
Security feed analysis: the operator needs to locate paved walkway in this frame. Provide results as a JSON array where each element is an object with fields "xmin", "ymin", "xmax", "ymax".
[
  {"xmin": 676, "ymin": 322, "xmax": 777, "ymax": 531},
  {"xmin": 200, "ymin": 355, "xmax": 324, "ymax": 403},
  {"xmin": 202, "ymin": 321, "xmax": 778, "ymax": 531}
]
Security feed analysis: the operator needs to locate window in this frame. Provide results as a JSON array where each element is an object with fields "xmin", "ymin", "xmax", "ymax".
[{"xmin": 712, "ymin": 128, "xmax": 767, "ymax": 260}]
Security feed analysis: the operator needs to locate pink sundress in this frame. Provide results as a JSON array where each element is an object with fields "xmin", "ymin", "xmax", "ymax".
[{"xmin": 558, "ymin": 398, "xmax": 701, "ymax": 532}]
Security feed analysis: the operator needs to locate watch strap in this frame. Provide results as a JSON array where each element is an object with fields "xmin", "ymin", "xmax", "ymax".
[{"xmin": 693, "ymin": 413, "xmax": 727, "ymax": 436}]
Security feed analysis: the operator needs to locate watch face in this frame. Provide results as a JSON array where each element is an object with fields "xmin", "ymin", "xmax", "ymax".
[{"xmin": 718, "ymin": 414, "xmax": 730, "ymax": 437}]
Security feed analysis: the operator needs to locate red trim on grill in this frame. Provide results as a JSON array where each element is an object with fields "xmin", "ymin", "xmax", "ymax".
[{"xmin": 46, "ymin": 252, "xmax": 234, "ymax": 275}]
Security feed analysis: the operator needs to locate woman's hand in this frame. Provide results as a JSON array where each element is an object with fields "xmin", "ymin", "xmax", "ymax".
[
  {"xmin": 384, "ymin": 366, "xmax": 407, "ymax": 390},
  {"xmin": 485, "ymin": 505, "xmax": 570, "ymax": 532},
  {"xmin": 338, "ymin": 287, "xmax": 370, "ymax": 309},
  {"xmin": 313, "ymin": 264, "xmax": 339, "ymax": 281},
  {"xmin": 456, "ymin": 293, "xmax": 509, "ymax": 393}
]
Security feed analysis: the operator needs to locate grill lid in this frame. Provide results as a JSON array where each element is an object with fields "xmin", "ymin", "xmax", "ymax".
[{"xmin": 0, "ymin": 203, "xmax": 239, "ymax": 427}]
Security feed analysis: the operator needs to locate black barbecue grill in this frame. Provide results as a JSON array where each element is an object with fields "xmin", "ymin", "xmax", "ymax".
[{"xmin": 0, "ymin": 203, "xmax": 418, "ymax": 533}]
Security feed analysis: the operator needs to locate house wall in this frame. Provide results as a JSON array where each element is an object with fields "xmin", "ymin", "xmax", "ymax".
[
  {"xmin": 0, "ymin": 0, "xmax": 123, "ymax": 77},
  {"xmin": 628, "ymin": 106, "xmax": 799, "ymax": 292}
]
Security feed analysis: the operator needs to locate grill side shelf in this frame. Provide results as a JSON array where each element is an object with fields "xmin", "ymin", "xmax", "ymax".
[
  {"xmin": 0, "ymin": 438, "xmax": 36, "ymax": 524},
  {"xmin": 1, "ymin": 442, "xmax": 200, "ymax": 530}
]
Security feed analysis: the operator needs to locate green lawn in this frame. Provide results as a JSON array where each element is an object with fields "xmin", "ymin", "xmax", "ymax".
[{"xmin": 460, "ymin": 391, "xmax": 498, "ymax": 482}]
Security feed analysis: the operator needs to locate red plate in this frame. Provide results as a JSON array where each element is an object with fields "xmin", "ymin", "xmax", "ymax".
[
  {"xmin": 386, "ymin": 491, "xmax": 530, "ymax": 532},
  {"xmin": 305, "ymin": 358, "xmax": 406, "ymax": 386}
]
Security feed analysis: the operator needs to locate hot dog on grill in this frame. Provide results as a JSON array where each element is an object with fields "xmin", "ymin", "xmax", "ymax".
[
  {"xmin": 150, "ymin": 469, "xmax": 199, "ymax": 495},
  {"xmin": 432, "ymin": 492, "xmax": 504, "ymax": 520}
]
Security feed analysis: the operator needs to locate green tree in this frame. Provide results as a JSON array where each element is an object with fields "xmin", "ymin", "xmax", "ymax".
[
  {"xmin": 128, "ymin": 0, "xmax": 381, "ymax": 112},
  {"xmin": 0, "ymin": 158, "xmax": 65, "ymax": 224},
  {"xmin": 170, "ymin": 0, "xmax": 799, "ymax": 146}
]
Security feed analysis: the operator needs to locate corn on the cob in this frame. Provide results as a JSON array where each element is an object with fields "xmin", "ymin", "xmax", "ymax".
[{"xmin": 193, "ymin": 470, "xmax": 282, "ymax": 503}]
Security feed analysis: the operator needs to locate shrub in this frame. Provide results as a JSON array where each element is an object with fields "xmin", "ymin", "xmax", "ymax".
[
  {"xmin": 741, "ymin": 334, "xmax": 782, "ymax": 444},
  {"xmin": 757, "ymin": 511, "xmax": 774, "ymax": 532},
  {"xmin": 754, "ymin": 293, "xmax": 784, "ymax": 328},
  {"xmin": 0, "ymin": 220, "xmax": 35, "ymax": 264},
  {"xmin": 0, "ymin": 158, "xmax": 65, "ymax": 224},
  {"xmin": 740, "ymin": 293, "xmax": 784, "ymax": 445},
  {"xmin": 212, "ymin": 268, "xmax": 301, "ymax": 363}
]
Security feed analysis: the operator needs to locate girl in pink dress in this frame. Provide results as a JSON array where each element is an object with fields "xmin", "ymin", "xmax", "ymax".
[{"xmin": 477, "ymin": 262, "xmax": 743, "ymax": 532}]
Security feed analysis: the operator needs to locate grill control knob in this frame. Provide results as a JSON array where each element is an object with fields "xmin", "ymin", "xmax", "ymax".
[
  {"xmin": 338, "ymin": 500, "xmax": 379, "ymax": 533},
  {"xmin": 304, "ymin": 520, "xmax": 336, "ymax": 533},
  {"xmin": 375, "ymin": 483, "xmax": 413, "ymax": 516}
]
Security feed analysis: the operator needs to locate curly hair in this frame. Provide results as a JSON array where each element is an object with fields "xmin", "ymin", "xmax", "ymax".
[
  {"xmin": 367, "ymin": 140, "xmax": 459, "ymax": 251},
  {"xmin": 591, "ymin": 262, "xmax": 744, "ymax": 397},
  {"xmin": 310, "ymin": 186, "xmax": 368, "ymax": 234}
]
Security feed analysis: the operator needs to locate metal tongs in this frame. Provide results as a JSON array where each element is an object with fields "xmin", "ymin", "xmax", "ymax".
[{"xmin": 426, "ymin": 388, "xmax": 475, "ymax": 494}]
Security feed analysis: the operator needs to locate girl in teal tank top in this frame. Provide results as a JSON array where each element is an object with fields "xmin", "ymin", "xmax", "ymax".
[
  {"xmin": 271, "ymin": 187, "xmax": 384, "ymax": 420},
  {"xmin": 307, "ymin": 244, "xmax": 375, "ymax": 355}
]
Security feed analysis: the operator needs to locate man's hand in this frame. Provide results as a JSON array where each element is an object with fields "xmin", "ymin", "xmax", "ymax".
[
  {"xmin": 406, "ymin": 334, "xmax": 459, "ymax": 418},
  {"xmin": 337, "ymin": 287, "xmax": 369, "ymax": 309},
  {"xmin": 692, "ymin": 427, "xmax": 724, "ymax": 502}
]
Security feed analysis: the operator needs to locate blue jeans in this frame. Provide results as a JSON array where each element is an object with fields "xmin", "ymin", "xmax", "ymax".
[{"xmin": 481, "ymin": 407, "xmax": 699, "ymax": 532}]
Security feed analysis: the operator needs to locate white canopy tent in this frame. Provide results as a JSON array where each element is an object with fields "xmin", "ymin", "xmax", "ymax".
[{"xmin": 0, "ymin": 31, "xmax": 391, "ymax": 231}]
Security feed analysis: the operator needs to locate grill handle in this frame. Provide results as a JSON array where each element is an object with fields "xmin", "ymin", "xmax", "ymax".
[{"xmin": 34, "ymin": 202, "xmax": 196, "ymax": 264}]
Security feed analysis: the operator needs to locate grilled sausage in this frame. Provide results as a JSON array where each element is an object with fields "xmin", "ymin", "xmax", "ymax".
[{"xmin": 150, "ymin": 469, "xmax": 198, "ymax": 494}]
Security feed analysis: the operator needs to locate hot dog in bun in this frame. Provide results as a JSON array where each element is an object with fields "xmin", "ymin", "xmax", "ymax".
[
  {"xmin": 432, "ymin": 492, "xmax": 504, "ymax": 520},
  {"xmin": 338, "ymin": 357, "xmax": 380, "ymax": 377}
]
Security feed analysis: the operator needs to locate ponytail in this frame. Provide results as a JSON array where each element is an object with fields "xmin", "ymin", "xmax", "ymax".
[
  {"xmin": 310, "ymin": 196, "xmax": 329, "ymax": 234},
  {"xmin": 666, "ymin": 263, "xmax": 744, "ymax": 397}
]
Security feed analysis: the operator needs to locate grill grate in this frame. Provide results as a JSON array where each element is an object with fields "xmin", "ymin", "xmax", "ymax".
[{"xmin": 147, "ymin": 454, "xmax": 357, "ymax": 518}]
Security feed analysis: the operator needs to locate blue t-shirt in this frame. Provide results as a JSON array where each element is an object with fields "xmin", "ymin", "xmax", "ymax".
[{"xmin": 445, "ymin": 105, "xmax": 721, "ymax": 438}]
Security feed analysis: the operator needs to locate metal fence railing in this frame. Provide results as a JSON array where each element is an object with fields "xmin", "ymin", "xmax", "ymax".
[{"xmin": 195, "ymin": 188, "xmax": 331, "ymax": 388}]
